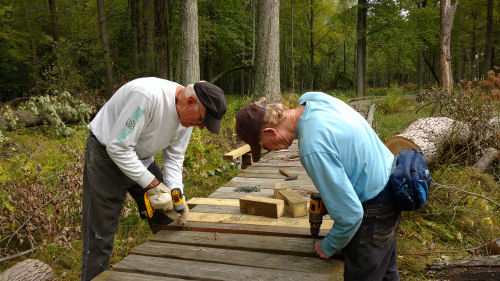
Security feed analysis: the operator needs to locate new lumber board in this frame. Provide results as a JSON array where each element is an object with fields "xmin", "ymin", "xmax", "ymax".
[
  {"xmin": 112, "ymin": 255, "xmax": 333, "ymax": 281},
  {"xmin": 188, "ymin": 197, "xmax": 240, "ymax": 207},
  {"xmin": 223, "ymin": 144, "xmax": 251, "ymax": 160},
  {"xmin": 152, "ymin": 221, "xmax": 331, "ymax": 238},
  {"xmin": 131, "ymin": 241, "xmax": 343, "ymax": 275},
  {"xmin": 185, "ymin": 212, "xmax": 333, "ymax": 229},
  {"xmin": 239, "ymin": 195, "xmax": 285, "ymax": 218}
]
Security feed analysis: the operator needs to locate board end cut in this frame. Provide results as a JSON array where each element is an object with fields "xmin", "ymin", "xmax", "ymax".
[{"xmin": 240, "ymin": 195, "xmax": 285, "ymax": 218}]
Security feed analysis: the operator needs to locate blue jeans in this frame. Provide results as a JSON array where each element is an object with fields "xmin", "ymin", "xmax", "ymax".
[{"xmin": 342, "ymin": 188, "xmax": 401, "ymax": 281}]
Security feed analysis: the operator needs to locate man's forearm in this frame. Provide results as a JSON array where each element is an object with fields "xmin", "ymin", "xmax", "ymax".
[{"xmin": 145, "ymin": 178, "xmax": 160, "ymax": 190}]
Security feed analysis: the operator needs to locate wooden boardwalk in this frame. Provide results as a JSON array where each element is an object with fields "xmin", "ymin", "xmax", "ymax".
[{"xmin": 94, "ymin": 140, "xmax": 344, "ymax": 281}]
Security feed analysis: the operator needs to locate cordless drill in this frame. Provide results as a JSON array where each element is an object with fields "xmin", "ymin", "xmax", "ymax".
[
  {"xmin": 308, "ymin": 192, "xmax": 328, "ymax": 238},
  {"xmin": 143, "ymin": 187, "xmax": 185, "ymax": 219}
]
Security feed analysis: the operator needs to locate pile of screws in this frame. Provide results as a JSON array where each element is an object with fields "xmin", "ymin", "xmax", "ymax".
[{"xmin": 234, "ymin": 186, "xmax": 260, "ymax": 193}]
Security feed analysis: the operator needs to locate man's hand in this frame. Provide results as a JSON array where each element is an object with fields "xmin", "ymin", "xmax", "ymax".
[
  {"xmin": 146, "ymin": 183, "xmax": 173, "ymax": 211},
  {"xmin": 164, "ymin": 196, "xmax": 190, "ymax": 226},
  {"xmin": 174, "ymin": 197, "xmax": 190, "ymax": 225},
  {"xmin": 314, "ymin": 241, "xmax": 331, "ymax": 259}
]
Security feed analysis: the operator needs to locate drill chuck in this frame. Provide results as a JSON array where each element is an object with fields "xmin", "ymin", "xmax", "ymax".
[
  {"xmin": 171, "ymin": 188, "xmax": 185, "ymax": 214},
  {"xmin": 309, "ymin": 192, "xmax": 327, "ymax": 238}
]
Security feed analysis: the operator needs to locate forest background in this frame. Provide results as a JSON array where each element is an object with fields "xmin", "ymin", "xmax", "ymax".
[{"xmin": 0, "ymin": 0, "xmax": 499, "ymax": 280}]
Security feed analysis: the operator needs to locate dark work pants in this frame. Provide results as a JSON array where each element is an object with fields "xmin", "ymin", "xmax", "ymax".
[
  {"xmin": 80, "ymin": 134, "xmax": 171, "ymax": 281},
  {"xmin": 342, "ymin": 202, "xmax": 401, "ymax": 281}
]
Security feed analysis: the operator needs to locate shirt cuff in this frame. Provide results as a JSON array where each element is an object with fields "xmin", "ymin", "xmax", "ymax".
[
  {"xmin": 138, "ymin": 171, "xmax": 155, "ymax": 189},
  {"xmin": 321, "ymin": 238, "xmax": 337, "ymax": 257}
]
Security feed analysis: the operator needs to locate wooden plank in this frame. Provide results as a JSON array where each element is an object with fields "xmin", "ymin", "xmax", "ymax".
[
  {"xmin": 209, "ymin": 186, "xmax": 314, "ymax": 200},
  {"xmin": 112, "ymin": 255, "xmax": 333, "ymax": 281},
  {"xmin": 132, "ymin": 241, "xmax": 343, "ymax": 275},
  {"xmin": 190, "ymin": 204, "xmax": 242, "ymax": 214},
  {"xmin": 187, "ymin": 196, "xmax": 309, "ymax": 214},
  {"xmin": 152, "ymin": 221, "xmax": 331, "ymax": 238},
  {"xmin": 229, "ymin": 177, "xmax": 313, "ymax": 185},
  {"xmin": 240, "ymin": 195, "xmax": 285, "ymax": 218},
  {"xmin": 93, "ymin": 270, "xmax": 184, "ymax": 281},
  {"xmin": 152, "ymin": 230, "xmax": 316, "ymax": 256},
  {"xmin": 223, "ymin": 144, "xmax": 251, "ymax": 160},
  {"xmin": 221, "ymin": 181, "xmax": 317, "ymax": 191},
  {"xmin": 186, "ymin": 212, "xmax": 333, "ymax": 229},
  {"xmin": 274, "ymin": 184, "xmax": 308, "ymax": 217},
  {"xmin": 208, "ymin": 188, "xmax": 275, "ymax": 199},
  {"xmin": 188, "ymin": 197, "xmax": 240, "ymax": 207}
]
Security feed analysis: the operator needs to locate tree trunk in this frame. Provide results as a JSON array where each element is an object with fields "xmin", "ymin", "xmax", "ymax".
[
  {"xmin": 154, "ymin": 0, "xmax": 168, "ymax": 78},
  {"xmin": 426, "ymin": 255, "xmax": 500, "ymax": 281},
  {"xmin": 180, "ymin": 0, "xmax": 200, "ymax": 85},
  {"xmin": 96, "ymin": 0, "xmax": 113, "ymax": 90},
  {"xmin": 440, "ymin": 0, "xmax": 458, "ymax": 93},
  {"xmin": 356, "ymin": 0, "xmax": 367, "ymax": 97},
  {"xmin": 23, "ymin": 0, "xmax": 40, "ymax": 95},
  {"xmin": 254, "ymin": 0, "xmax": 280, "ymax": 102},
  {"xmin": 48, "ymin": 0, "xmax": 59, "ymax": 42},
  {"xmin": 290, "ymin": 0, "xmax": 295, "ymax": 94},
  {"xmin": 484, "ymin": 0, "xmax": 493, "ymax": 74},
  {"xmin": 0, "ymin": 259, "xmax": 56, "ymax": 281},
  {"xmin": 418, "ymin": 51, "xmax": 425, "ymax": 89},
  {"xmin": 385, "ymin": 117, "xmax": 470, "ymax": 164},
  {"xmin": 130, "ymin": 0, "xmax": 139, "ymax": 76},
  {"xmin": 167, "ymin": 0, "xmax": 173, "ymax": 80},
  {"xmin": 309, "ymin": 0, "xmax": 315, "ymax": 90},
  {"xmin": 418, "ymin": 0, "xmax": 427, "ymax": 89}
]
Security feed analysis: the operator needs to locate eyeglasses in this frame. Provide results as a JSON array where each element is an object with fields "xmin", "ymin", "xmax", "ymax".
[{"xmin": 198, "ymin": 102, "xmax": 205, "ymax": 126}]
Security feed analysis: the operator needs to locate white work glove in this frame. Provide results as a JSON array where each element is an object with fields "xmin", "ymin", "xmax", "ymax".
[
  {"xmin": 164, "ymin": 196, "xmax": 190, "ymax": 226},
  {"xmin": 146, "ymin": 183, "xmax": 173, "ymax": 211}
]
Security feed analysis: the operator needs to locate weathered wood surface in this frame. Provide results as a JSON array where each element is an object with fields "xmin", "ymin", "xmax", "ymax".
[
  {"xmin": 95, "ymin": 140, "xmax": 343, "ymax": 280},
  {"xmin": 111, "ymin": 255, "xmax": 336, "ymax": 281}
]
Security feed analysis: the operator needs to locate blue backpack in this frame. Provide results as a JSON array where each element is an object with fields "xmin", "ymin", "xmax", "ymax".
[{"xmin": 389, "ymin": 149, "xmax": 431, "ymax": 211}]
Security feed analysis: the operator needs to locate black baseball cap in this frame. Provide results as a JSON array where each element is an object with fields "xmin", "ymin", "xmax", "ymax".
[
  {"xmin": 194, "ymin": 81, "xmax": 227, "ymax": 134},
  {"xmin": 235, "ymin": 103, "xmax": 266, "ymax": 162}
]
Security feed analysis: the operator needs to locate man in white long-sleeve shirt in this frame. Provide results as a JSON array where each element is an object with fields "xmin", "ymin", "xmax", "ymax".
[{"xmin": 81, "ymin": 77, "xmax": 226, "ymax": 281}]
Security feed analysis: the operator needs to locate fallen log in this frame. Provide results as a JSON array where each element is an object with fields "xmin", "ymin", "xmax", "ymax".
[
  {"xmin": 472, "ymin": 148, "xmax": 499, "ymax": 173},
  {"xmin": 425, "ymin": 255, "xmax": 500, "ymax": 281},
  {"xmin": 0, "ymin": 259, "xmax": 57, "ymax": 281},
  {"xmin": 385, "ymin": 117, "xmax": 470, "ymax": 164}
]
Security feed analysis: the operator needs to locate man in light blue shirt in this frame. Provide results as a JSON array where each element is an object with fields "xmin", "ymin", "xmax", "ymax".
[{"xmin": 235, "ymin": 92, "xmax": 400, "ymax": 281}]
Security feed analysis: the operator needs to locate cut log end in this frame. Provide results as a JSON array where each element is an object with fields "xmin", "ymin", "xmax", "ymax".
[
  {"xmin": 385, "ymin": 136, "xmax": 421, "ymax": 156},
  {"xmin": 0, "ymin": 259, "xmax": 57, "ymax": 281}
]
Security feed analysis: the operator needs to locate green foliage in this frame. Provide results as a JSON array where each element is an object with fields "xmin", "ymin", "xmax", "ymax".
[
  {"xmin": 16, "ymin": 90, "xmax": 94, "ymax": 136},
  {"xmin": 376, "ymin": 87, "xmax": 411, "ymax": 114}
]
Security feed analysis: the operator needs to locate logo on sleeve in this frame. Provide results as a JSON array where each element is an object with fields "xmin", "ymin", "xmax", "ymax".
[{"xmin": 117, "ymin": 107, "xmax": 144, "ymax": 142}]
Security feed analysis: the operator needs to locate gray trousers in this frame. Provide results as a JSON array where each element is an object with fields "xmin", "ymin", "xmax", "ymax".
[
  {"xmin": 342, "ymin": 203, "xmax": 401, "ymax": 281},
  {"xmin": 81, "ymin": 134, "xmax": 171, "ymax": 281}
]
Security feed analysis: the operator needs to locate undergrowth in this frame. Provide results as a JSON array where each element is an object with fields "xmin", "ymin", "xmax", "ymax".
[{"xmin": 0, "ymin": 86, "xmax": 498, "ymax": 281}]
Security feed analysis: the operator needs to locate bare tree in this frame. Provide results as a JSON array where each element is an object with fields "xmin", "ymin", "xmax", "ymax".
[
  {"xmin": 254, "ymin": 0, "xmax": 281, "ymax": 102},
  {"xmin": 356, "ymin": 0, "xmax": 367, "ymax": 97},
  {"xmin": 483, "ymin": 0, "xmax": 493, "ymax": 74},
  {"xmin": 290, "ymin": 0, "xmax": 295, "ymax": 94},
  {"xmin": 48, "ymin": 0, "xmax": 59, "ymax": 42},
  {"xmin": 181, "ymin": 0, "xmax": 200, "ymax": 84},
  {"xmin": 440, "ymin": 0, "xmax": 458, "ymax": 93},
  {"xmin": 154, "ymin": 0, "xmax": 168, "ymax": 78},
  {"xmin": 130, "ymin": 0, "xmax": 139, "ymax": 76},
  {"xmin": 96, "ymin": 0, "xmax": 113, "ymax": 90},
  {"xmin": 309, "ymin": 0, "xmax": 315, "ymax": 90}
]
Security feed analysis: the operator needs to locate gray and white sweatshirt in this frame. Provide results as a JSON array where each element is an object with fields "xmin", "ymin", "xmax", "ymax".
[{"xmin": 88, "ymin": 77, "xmax": 192, "ymax": 192}]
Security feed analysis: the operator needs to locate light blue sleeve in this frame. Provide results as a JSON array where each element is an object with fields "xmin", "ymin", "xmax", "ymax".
[{"xmin": 301, "ymin": 151, "xmax": 364, "ymax": 256}]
